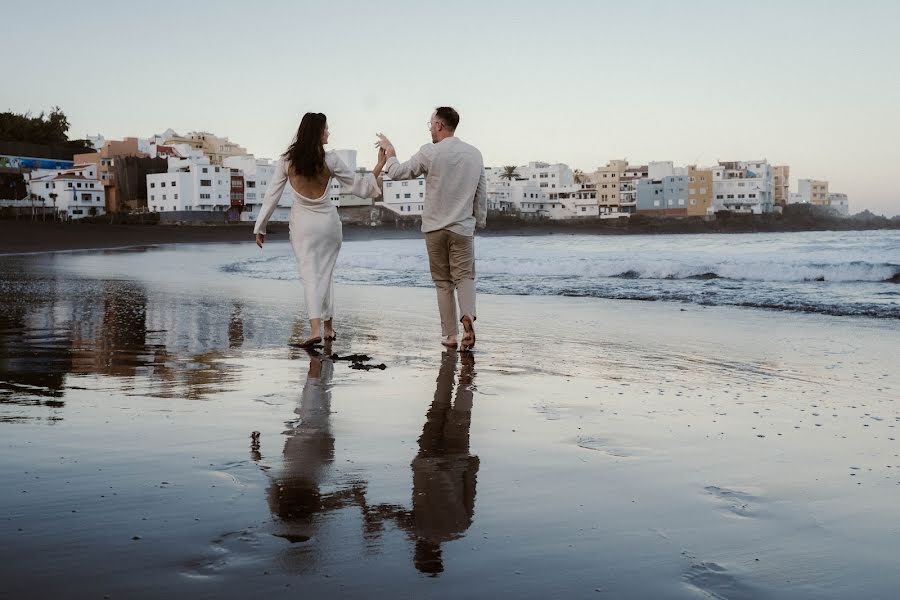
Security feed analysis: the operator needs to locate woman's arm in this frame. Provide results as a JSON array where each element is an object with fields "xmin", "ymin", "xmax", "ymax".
[
  {"xmin": 327, "ymin": 151, "xmax": 383, "ymax": 199},
  {"xmin": 253, "ymin": 159, "xmax": 288, "ymax": 245}
]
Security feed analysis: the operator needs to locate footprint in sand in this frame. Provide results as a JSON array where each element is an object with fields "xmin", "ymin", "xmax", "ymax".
[
  {"xmin": 704, "ymin": 485, "xmax": 761, "ymax": 518},
  {"xmin": 683, "ymin": 561, "xmax": 761, "ymax": 600},
  {"xmin": 575, "ymin": 435, "xmax": 642, "ymax": 458}
]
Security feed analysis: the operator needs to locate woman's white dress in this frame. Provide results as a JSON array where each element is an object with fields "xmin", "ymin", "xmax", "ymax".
[{"xmin": 253, "ymin": 152, "xmax": 380, "ymax": 321}]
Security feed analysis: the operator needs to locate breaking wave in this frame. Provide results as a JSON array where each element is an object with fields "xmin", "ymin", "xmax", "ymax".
[{"xmin": 222, "ymin": 231, "xmax": 900, "ymax": 319}]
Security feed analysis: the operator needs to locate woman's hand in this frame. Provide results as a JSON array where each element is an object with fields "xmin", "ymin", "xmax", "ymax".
[
  {"xmin": 373, "ymin": 147, "xmax": 387, "ymax": 178},
  {"xmin": 255, "ymin": 233, "xmax": 265, "ymax": 248}
]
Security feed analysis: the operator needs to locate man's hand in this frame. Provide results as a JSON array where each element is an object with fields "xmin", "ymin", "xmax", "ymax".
[
  {"xmin": 255, "ymin": 233, "xmax": 265, "ymax": 248},
  {"xmin": 375, "ymin": 133, "xmax": 396, "ymax": 159}
]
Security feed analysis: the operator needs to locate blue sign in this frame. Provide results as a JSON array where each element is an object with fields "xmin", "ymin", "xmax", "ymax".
[{"xmin": 0, "ymin": 155, "xmax": 75, "ymax": 170}]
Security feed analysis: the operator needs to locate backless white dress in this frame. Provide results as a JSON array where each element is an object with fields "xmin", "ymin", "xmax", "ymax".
[{"xmin": 253, "ymin": 152, "xmax": 380, "ymax": 320}]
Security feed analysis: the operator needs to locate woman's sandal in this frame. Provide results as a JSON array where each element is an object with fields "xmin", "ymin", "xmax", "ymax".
[{"xmin": 291, "ymin": 336, "xmax": 322, "ymax": 349}]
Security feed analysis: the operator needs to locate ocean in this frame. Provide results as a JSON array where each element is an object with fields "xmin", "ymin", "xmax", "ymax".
[{"xmin": 223, "ymin": 230, "xmax": 900, "ymax": 319}]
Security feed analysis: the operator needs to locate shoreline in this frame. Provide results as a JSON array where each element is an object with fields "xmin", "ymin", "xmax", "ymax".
[{"xmin": 2, "ymin": 216, "xmax": 898, "ymax": 255}]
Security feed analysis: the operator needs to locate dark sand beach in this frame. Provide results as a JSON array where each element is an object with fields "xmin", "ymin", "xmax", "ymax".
[
  {"xmin": 0, "ymin": 220, "xmax": 426, "ymax": 255},
  {"xmin": 1, "ymin": 241, "xmax": 899, "ymax": 599}
]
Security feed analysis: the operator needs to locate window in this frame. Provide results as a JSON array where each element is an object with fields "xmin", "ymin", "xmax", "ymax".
[
  {"xmin": 77, "ymin": 183, "xmax": 82, "ymax": 188},
  {"xmin": 151, "ymin": 182, "xmax": 156, "ymax": 188},
  {"xmin": 81, "ymin": 193, "xmax": 91, "ymax": 201},
  {"xmin": 202, "ymin": 168, "xmax": 208, "ymax": 173},
  {"xmin": 678, "ymin": 199, "xmax": 685, "ymax": 205},
  {"xmin": 716, "ymin": 194, "xmax": 724, "ymax": 199},
  {"xmin": 172, "ymin": 206, "xmax": 176, "ymax": 211},
  {"xmin": 215, "ymin": 167, "xmax": 220, "ymax": 172},
  {"xmin": 419, "ymin": 180, "xmax": 423, "ymax": 186},
  {"xmin": 200, "ymin": 180, "xmax": 211, "ymax": 187},
  {"xmin": 395, "ymin": 194, "xmax": 400, "ymax": 199},
  {"xmin": 161, "ymin": 182, "xmax": 166, "ymax": 187},
  {"xmin": 654, "ymin": 200, "xmax": 660, "ymax": 207},
  {"xmin": 162, "ymin": 195, "xmax": 166, "ymax": 200},
  {"xmin": 175, "ymin": 194, "xmax": 178, "ymax": 200},
  {"xmin": 151, "ymin": 195, "xmax": 155, "ymax": 201},
  {"xmin": 404, "ymin": 193, "xmax": 411, "ymax": 199},
  {"xmin": 401, "ymin": 181, "xmax": 408, "ymax": 187},
  {"xmin": 419, "ymin": 193, "xmax": 423, "ymax": 198},
  {"xmin": 727, "ymin": 194, "xmax": 735, "ymax": 199},
  {"xmin": 171, "ymin": 181, "xmax": 176, "ymax": 186}
]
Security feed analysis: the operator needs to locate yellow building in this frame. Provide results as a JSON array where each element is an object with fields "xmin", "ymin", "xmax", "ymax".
[
  {"xmin": 799, "ymin": 179, "xmax": 829, "ymax": 205},
  {"xmin": 686, "ymin": 165, "xmax": 713, "ymax": 216},
  {"xmin": 163, "ymin": 132, "xmax": 249, "ymax": 166},
  {"xmin": 593, "ymin": 159, "xmax": 628, "ymax": 213},
  {"xmin": 773, "ymin": 165, "xmax": 790, "ymax": 207}
]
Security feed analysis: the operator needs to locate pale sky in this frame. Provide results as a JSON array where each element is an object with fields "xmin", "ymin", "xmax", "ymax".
[{"xmin": 4, "ymin": 0, "xmax": 899, "ymax": 215}]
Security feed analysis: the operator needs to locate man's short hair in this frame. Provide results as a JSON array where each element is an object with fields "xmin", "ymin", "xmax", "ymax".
[{"xmin": 435, "ymin": 106, "xmax": 459, "ymax": 130}]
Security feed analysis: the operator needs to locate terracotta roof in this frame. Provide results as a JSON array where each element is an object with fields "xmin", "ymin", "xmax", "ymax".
[
  {"xmin": 155, "ymin": 145, "xmax": 182, "ymax": 157},
  {"xmin": 52, "ymin": 173, "xmax": 92, "ymax": 181}
]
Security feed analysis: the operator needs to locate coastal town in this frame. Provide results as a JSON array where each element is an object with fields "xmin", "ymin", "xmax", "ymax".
[{"xmin": 1, "ymin": 128, "xmax": 850, "ymax": 224}]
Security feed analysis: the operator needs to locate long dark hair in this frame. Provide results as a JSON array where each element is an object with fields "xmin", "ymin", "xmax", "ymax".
[{"xmin": 283, "ymin": 112, "xmax": 326, "ymax": 178}]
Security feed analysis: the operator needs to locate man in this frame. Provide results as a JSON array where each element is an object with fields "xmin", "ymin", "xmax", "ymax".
[{"xmin": 377, "ymin": 107, "xmax": 487, "ymax": 351}]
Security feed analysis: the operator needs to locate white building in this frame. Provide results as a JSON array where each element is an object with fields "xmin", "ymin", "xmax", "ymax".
[
  {"xmin": 223, "ymin": 155, "xmax": 279, "ymax": 223},
  {"xmin": 381, "ymin": 175, "xmax": 426, "ymax": 216},
  {"xmin": 648, "ymin": 161, "xmax": 687, "ymax": 180},
  {"xmin": 486, "ymin": 161, "xmax": 575, "ymax": 191},
  {"xmin": 710, "ymin": 160, "xmax": 775, "ymax": 214},
  {"xmin": 146, "ymin": 155, "xmax": 233, "ymax": 213},
  {"xmin": 827, "ymin": 193, "xmax": 850, "ymax": 216},
  {"xmin": 25, "ymin": 163, "xmax": 105, "ymax": 219},
  {"xmin": 549, "ymin": 183, "xmax": 600, "ymax": 218}
]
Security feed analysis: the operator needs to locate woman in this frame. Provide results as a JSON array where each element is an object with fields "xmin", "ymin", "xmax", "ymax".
[{"xmin": 254, "ymin": 112, "xmax": 385, "ymax": 347}]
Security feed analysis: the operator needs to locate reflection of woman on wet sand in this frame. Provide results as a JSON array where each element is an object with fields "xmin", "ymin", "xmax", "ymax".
[{"xmin": 260, "ymin": 351, "xmax": 366, "ymax": 547}]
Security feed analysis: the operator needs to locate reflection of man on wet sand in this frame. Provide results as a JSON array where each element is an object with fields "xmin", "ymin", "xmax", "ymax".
[
  {"xmin": 411, "ymin": 351, "xmax": 479, "ymax": 574},
  {"xmin": 377, "ymin": 351, "xmax": 480, "ymax": 575}
]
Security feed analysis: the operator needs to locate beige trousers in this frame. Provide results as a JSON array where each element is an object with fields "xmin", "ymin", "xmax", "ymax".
[{"xmin": 424, "ymin": 230, "xmax": 476, "ymax": 337}]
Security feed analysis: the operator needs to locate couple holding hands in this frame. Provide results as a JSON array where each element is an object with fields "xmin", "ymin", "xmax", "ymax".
[{"xmin": 253, "ymin": 107, "xmax": 487, "ymax": 351}]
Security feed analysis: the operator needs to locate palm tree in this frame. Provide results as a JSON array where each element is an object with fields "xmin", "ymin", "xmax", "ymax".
[
  {"xmin": 29, "ymin": 192, "xmax": 38, "ymax": 221},
  {"xmin": 48, "ymin": 192, "xmax": 58, "ymax": 221},
  {"xmin": 573, "ymin": 169, "xmax": 586, "ymax": 184},
  {"xmin": 500, "ymin": 165, "xmax": 520, "ymax": 181}
]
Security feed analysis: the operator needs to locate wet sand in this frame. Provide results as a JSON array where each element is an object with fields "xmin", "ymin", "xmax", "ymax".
[{"xmin": 1, "ymin": 242, "xmax": 899, "ymax": 599}]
